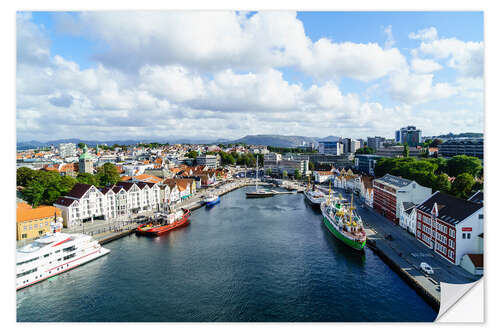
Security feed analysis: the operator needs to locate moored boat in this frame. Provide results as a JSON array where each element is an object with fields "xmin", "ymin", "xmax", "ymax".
[
  {"xmin": 136, "ymin": 209, "xmax": 191, "ymax": 236},
  {"xmin": 204, "ymin": 195, "xmax": 220, "ymax": 207},
  {"xmin": 304, "ymin": 187, "xmax": 326, "ymax": 207},
  {"xmin": 246, "ymin": 155, "xmax": 275, "ymax": 198},
  {"xmin": 16, "ymin": 220, "xmax": 110, "ymax": 291},
  {"xmin": 320, "ymin": 189, "xmax": 366, "ymax": 250}
]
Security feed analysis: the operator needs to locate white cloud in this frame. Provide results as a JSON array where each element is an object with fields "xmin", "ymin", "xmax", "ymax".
[
  {"xmin": 410, "ymin": 58, "xmax": 443, "ymax": 74},
  {"xmin": 416, "ymin": 37, "xmax": 483, "ymax": 77},
  {"xmin": 389, "ymin": 70, "xmax": 456, "ymax": 105},
  {"xmin": 383, "ymin": 25, "xmax": 395, "ymax": 49},
  {"xmin": 301, "ymin": 39, "xmax": 407, "ymax": 81},
  {"xmin": 52, "ymin": 11, "xmax": 406, "ymax": 82},
  {"xmin": 16, "ymin": 12, "xmax": 484, "ymax": 141},
  {"xmin": 408, "ymin": 27, "xmax": 438, "ymax": 41},
  {"xmin": 17, "ymin": 12, "xmax": 51, "ymax": 66}
]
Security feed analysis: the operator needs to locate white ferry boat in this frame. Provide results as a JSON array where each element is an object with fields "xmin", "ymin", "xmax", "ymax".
[
  {"xmin": 16, "ymin": 219, "xmax": 110, "ymax": 290},
  {"xmin": 304, "ymin": 190, "xmax": 326, "ymax": 207}
]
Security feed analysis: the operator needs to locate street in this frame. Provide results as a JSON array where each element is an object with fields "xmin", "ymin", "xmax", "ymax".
[{"xmin": 332, "ymin": 186, "xmax": 478, "ymax": 285}]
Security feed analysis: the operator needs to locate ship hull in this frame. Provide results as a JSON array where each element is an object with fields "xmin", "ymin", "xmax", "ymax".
[
  {"xmin": 322, "ymin": 216, "xmax": 366, "ymax": 250},
  {"xmin": 17, "ymin": 248, "xmax": 110, "ymax": 291},
  {"xmin": 205, "ymin": 197, "xmax": 220, "ymax": 207},
  {"xmin": 246, "ymin": 192, "xmax": 274, "ymax": 198},
  {"xmin": 304, "ymin": 192, "xmax": 324, "ymax": 208},
  {"xmin": 136, "ymin": 210, "xmax": 191, "ymax": 236}
]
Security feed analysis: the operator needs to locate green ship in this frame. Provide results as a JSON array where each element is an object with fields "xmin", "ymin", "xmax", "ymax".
[{"xmin": 320, "ymin": 190, "xmax": 366, "ymax": 250}]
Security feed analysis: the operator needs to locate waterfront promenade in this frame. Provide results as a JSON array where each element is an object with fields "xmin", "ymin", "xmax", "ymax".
[{"xmin": 328, "ymin": 186, "xmax": 479, "ymax": 309}]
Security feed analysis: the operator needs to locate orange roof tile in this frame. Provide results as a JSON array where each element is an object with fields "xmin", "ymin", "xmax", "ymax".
[{"xmin": 17, "ymin": 203, "xmax": 61, "ymax": 223}]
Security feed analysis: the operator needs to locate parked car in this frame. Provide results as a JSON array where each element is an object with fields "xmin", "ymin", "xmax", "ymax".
[{"xmin": 420, "ymin": 262, "xmax": 434, "ymax": 274}]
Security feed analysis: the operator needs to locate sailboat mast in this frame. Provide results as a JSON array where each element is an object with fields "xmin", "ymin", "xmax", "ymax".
[{"xmin": 255, "ymin": 155, "xmax": 258, "ymax": 191}]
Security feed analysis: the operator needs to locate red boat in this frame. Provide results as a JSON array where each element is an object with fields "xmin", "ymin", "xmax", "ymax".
[{"xmin": 136, "ymin": 209, "xmax": 191, "ymax": 236}]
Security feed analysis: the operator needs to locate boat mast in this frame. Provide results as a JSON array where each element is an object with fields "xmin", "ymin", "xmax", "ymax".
[
  {"xmin": 327, "ymin": 180, "xmax": 331, "ymax": 205},
  {"xmin": 350, "ymin": 193, "xmax": 354, "ymax": 225},
  {"xmin": 255, "ymin": 155, "xmax": 258, "ymax": 191}
]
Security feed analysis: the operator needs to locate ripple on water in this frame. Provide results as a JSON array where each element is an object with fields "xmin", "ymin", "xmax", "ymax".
[{"xmin": 17, "ymin": 187, "xmax": 437, "ymax": 322}]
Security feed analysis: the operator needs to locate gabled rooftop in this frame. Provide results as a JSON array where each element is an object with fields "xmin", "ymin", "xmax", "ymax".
[{"xmin": 417, "ymin": 191, "xmax": 482, "ymax": 225}]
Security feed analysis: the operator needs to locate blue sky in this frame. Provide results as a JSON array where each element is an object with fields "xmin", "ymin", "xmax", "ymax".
[{"xmin": 17, "ymin": 11, "xmax": 484, "ymax": 141}]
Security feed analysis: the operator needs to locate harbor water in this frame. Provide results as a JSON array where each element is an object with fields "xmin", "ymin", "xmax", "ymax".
[{"xmin": 17, "ymin": 187, "xmax": 437, "ymax": 322}]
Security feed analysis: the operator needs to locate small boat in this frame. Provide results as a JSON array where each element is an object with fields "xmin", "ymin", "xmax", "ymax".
[
  {"xmin": 246, "ymin": 156, "xmax": 275, "ymax": 198},
  {"xmin": 204, "ymin": 194, "xmax": 220, "ymax": 207},
  {"xmin": 136, "ymin": 209, "xmax": 191, "ymax": 236}
]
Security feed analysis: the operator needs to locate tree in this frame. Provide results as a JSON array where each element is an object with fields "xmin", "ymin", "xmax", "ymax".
[
  {"xmin": 403, "ymin": 143, "xmax": 409, "ymax": 158},
  {"xmin": 447, "ymin": 155, "xmax": 482, "ymax": 177},
  {"xmin": 294, "ymin": 168, "xmax": 301, "ymax": 180},
  {"xmin": 22, "ymin": 182, "xmax": 45, "ymax": 207},
  {"xmin": 355, "ymin": 147, "xmax": 375, "ymax": 155},
  {"xmin": 308, "ymin": 161, "xmax": 314, "ymax": 171},
  {"xmin": 282, "ymin": 170, "xmax": 288, "ymax": 179},
  {"xmin": 451, "ymin": 173, "xmax": 475, "ymax": 199},
  {"xmin": 265, "ymin": 168, "xmax": 272, "ymax": 176},
  {"xmin": 17, "ymin": 167, "xmax": 37, "ymax": 186},
  {"xmin": 429, "ymin": 138, "xmax": 443, "ymax": 148},
  {"xmin": 434, "ymin": 173, "xmax": 451, "ymax": 193},
  {"xmin": 77, "ymin": 142, "xmax": 86, "ymax": 149},
  {"xmin": 76, "ymin": 173, "xmax": 99, "ymax": 186},
  {"xmin": 185, "ymin": 150, "xmax": 198, "ymax": 159},
  {"xmin": 96, "ymin": 162, "xmax": 121, "ymax": 186}
]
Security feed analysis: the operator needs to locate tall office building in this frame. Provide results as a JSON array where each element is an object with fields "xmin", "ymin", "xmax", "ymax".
[
  {"xmin": 367, "ymin": 137, "xmax": 385, "ymax": 152},
  {"xmin": 318, "ymin": 141, "xmax": 342, "ymax": 155},
  {"xmin": 396, "ymin": 126, "xmax": 422, "ymax": 147}
]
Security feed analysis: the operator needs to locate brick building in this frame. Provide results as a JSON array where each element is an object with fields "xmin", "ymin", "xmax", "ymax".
[
  {"xmin": 415, "ymin": 191, "xmax": 483, "ymax": 265},
  {"xmin": 373, "ymin": 174, "xmax": 432, "ymax": 224}
]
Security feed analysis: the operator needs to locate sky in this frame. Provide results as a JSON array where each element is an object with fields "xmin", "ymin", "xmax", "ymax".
[{"xmin": 16, "ymin": 11, "xmax": 484, "ymax": 142}]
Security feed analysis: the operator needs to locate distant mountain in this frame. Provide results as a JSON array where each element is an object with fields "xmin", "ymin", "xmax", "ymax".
[
  {"xmin": 17, "ymin": 134, "xmax": 342, "ymax": 150},
  {"xmin": 223, "ymin": 134, "xmax": 340, "ymax": 148},
  {"xmin": 16, "ymin": 137, "xmax": 230, "ymax": 149}
]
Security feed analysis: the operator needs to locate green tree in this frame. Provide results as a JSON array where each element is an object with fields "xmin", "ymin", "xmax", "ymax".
[
  {"xmin": 434, "ymin": 173, "xmax": 451, "ymax": 193},
  {"xmin": 429, "ymin": 138, "xmax": 443, "ymax": 148},
  {"xmin": 282, "ymin": 170, "xmax": 288, "ymax": 179},
  {"xmin": 16, "ymin": 167, "xmax": 37, "ymax": 186},
  {"xmin": 451, "ymin": 173, "xmax": 475, "ymax": 199},
  {"xmin": 294, "ymin": 168, "xmax": 301, "ymax": 180},
  {"xmin": 265, "ymin": 168, "xmax": 272, "ymax": 176},
  {"xmin": 22, "ymin": 182, "xmax": 45, "ymax": 207},
  {"xmin": 403, "ymin": 143, "xmax": 409, "ymax": 158},
  {"xmin": 308, "ymin": 161, "xmax": 314, "ymax": 171},
  {"xmin": 76, "ymin": 173, "xmax": 99, "ymax": 186},
  {"xmin": 96, "ymin": 162, "xmax": 121, "ymax": 186},
  {"xmin": 355, "ymin": 147, "xmax": 375, "ymax": 155},
  {"xmin": 77, "ymin": 142, "xmax": 86, "ymax": 149},
  {"xmin": 447, "ymin": 155, "xmax": 482, "ymax": 177},
  {"xmin": 185, "ymin": 150, "xmax": 198, "ymax": 159}
]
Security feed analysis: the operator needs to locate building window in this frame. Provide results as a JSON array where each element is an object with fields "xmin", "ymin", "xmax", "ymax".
[
  {"xmin": 479, "ymin": 214, "xmax": 483, "ymax": 219},
  {"xmin": 467, "ymin": 233, "xmax": 471, "ymax": 239},
  {"xmin": 23, "ymin": 226, "xmax": 27, "ymax": 231},
  {"xmin": 38, "ymin": 230, "xmax": 44, "ymax": 235},
  {"xmin": 29, "ymin": 225, "xmax": 33, "ymax": 230},
  {"xmin": 462, "ymin": 233, "xmax": 466, "ymax": 239},
  {"xmin": 22, "ymin": 234, "xmax": 27, "ymax": 239}
]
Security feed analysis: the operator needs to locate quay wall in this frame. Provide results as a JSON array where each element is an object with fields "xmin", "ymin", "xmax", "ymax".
[{"xmin": 366, "ymin": 238, "xmax": 441, "ymax": 312}]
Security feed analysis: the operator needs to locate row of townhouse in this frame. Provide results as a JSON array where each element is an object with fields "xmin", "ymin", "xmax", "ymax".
[
  {"xmin": 162, "ymin": 178, "xmax": 197, "ymax": 204},
  {"xmin": 54, "ymin": 181, "xmax": 162, "ymax": 228}
]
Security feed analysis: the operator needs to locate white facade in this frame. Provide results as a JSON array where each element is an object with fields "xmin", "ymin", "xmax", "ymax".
[
  {"xmin": 55, "ymin": 182, "xmax": 161, "ymax": 228},
  {"xmin": 399, "ymin": 203, "xmax": 417, "ymax": 235},
  {"xmin": 394, "ymin": 183, "xmax": 432, "ymax": 220}
]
